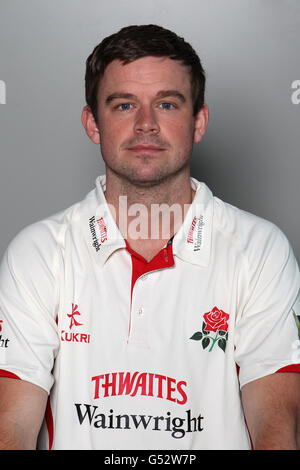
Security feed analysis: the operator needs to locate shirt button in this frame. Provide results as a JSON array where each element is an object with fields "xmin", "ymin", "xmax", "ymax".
[{"xmin": 137, "ymin": 307, "xmax": 144, "ymax": 316}]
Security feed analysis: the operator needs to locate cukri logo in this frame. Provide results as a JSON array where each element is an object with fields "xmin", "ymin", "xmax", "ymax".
[{"xmin": 61, "ymin": 303, "xmax": 91, "ymax": 343}]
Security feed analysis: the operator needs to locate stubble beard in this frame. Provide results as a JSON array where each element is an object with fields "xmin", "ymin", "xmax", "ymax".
[{"xmin": 102, "ymin": 147, "xmax": 193, "ymax": 189}]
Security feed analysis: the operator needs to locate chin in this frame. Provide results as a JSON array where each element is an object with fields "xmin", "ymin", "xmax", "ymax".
[
  {"xmin": 106, "ymin": 157, "xmax": 189, "ymax": 187},
  {"xmin": 126, "ymin": 173, "xmax": 167, "ymax": 187},
  {"xmin": 111, "ymin": 162, "xmax": 169, "ymax": 186}
]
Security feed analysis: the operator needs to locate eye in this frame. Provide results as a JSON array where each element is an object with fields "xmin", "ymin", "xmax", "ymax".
[
  {"xmin": 159, "ymin": 102, "xmax": 176, "ymax": 110},
  {"xmin": 116, "ymin": 103, "xmax": 133, "ymax": 111}
]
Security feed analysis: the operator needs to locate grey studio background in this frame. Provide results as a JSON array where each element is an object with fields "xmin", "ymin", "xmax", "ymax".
[{"xmin": 0, "ymin": 0, "xmax": 300, "ymax": 262}]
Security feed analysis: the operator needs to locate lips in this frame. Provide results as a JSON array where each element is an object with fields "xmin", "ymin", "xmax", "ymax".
[{"xmin": 128, "ymin": 144, "xmax": 165, "ymax": 152}]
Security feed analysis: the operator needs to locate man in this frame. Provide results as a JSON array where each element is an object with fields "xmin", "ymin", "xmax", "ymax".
[{"xmin": 0, "ymin": 24, "xmax": 299, "ymax": 450}]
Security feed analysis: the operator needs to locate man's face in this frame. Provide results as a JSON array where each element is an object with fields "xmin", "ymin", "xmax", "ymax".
[{"xmin": 83, "ymin": 56, "xmax": 208, "ymax": 186}]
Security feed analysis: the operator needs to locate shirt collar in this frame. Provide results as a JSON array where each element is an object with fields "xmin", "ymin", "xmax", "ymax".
[
  {"xmin": 86, "ymin": 175, "xmax": 126, "ymax": 267},
  {"xmin": 86, "ymin": 175, "xmax": 213, "ymax": 267},
  {"xmin": 172, "ymin": 177, "xmax": 213, "ymax": 267}
]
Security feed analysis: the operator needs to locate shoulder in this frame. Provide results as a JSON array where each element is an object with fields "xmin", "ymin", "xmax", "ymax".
[
  {"xmin": 4, "ymin": 206, "xmax": 75, "ymax": 269},
  {"xmin": 213, "ymin": 196, "xmax": 291, "ymax": 256},
  {"xmin": 3, "ymin": 186, "xmax": 98, "ymax": 265},
  {"xmin": 211, "ymin": 196, "xmax": 300, "ymax": 290},
  {"xmin": 0, "ymin": 188, "xmax": 98, "ymax": 317},
  {"xmin": 0, "ymin": 185, "xmax": 99, "ymax": 282}
]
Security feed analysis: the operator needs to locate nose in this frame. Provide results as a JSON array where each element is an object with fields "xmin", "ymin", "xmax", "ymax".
[{"xmin": 134, "ymin": 106, "xmax": 160, "ymax": 134}]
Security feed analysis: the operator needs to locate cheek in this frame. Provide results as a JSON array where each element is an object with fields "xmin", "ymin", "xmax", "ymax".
[
  {"xmin": 164, "ymin": 115, "xmax": 194, "ymax": 139},
  {"xmin": 169, "ymin": 124, "xmax": 195, "ymax": 152},
  {"xmin": 102, "ymin": 114, "xmax": 133, "ymax": 136},
  {"xmin": 99, "ymin": 121, "xmax": 126, "ymax": 149}
]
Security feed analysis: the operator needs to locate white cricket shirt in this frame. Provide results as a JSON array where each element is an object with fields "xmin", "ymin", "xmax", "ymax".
[{"xmin": 0, "ymin": 176, "xmax": 299, "ymax": 450}]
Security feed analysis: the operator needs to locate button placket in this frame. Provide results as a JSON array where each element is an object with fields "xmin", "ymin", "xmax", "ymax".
[
  {"xmin": 137, "ymin": 307, "xmax": 144, "ymax": 316},
  {"xmin": 128, "ymin": 277, "xmax": 150, "ymax": 348}
]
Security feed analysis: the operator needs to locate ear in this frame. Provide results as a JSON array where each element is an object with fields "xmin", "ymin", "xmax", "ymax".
[
  {"xmin": 193, "ymin": 104, "xmax": 209, "ymax": 143},
  {"xmin": 81, "ymin": 105, "xmax": 100, "ymax": 144}
]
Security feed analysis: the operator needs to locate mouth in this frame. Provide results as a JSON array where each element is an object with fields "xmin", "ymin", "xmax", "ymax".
[{"xmin": 127, "ymin": 144, "xmax": 166, "ymax": 154}]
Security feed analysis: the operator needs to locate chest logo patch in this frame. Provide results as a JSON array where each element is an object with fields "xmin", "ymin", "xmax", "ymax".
[{"xmin": 190, "ymin": 306, "xmax": 229, "ymax": 353}]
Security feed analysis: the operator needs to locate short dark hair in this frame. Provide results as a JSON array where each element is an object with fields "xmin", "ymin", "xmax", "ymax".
[{"xmin": 85, "ymin": 24, "xmax": 206, "ymax": 120}]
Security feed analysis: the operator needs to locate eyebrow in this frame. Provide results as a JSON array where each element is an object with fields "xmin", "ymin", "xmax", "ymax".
[
  {"xmin": 155, "ymin": 90, "xmax": 186, "ymax": 102},
  {"xmin": 105, "ymin": 90, "xmax": 186, "ymax": 104},
  {"xmin": 105, "ymin": 93, "xmax": 136, "ymax": 104}
]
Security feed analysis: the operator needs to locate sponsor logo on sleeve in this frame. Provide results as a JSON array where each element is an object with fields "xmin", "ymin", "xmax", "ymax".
[
  {"xmin": 291, "ymin": 306, "xmax": 300, "ymax": 364},
  {"xmin": 292, "ymin": 308, "xmax": 300, "ymax": 339},
  {"xmin": 0, "ymin": 320, "xmax": 10, "ymax": 349}
]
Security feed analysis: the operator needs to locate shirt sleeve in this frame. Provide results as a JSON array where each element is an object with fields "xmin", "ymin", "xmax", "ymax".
[
  {"xmin": 0, "ymin": 220, "xmax": 60, "ymax": 393},
  {"xmin": 234, "ymin": 221, "xmax": 300, "ymax": 388}
]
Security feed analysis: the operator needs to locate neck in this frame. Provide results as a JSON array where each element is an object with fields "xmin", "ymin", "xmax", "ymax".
[
  {"xmin": 104, "ymin": 168, "xmax": 195, "ymax": 260},
  {"xmin": 106, "ymin": 167, "xmax": 193, "ymax": 204}
]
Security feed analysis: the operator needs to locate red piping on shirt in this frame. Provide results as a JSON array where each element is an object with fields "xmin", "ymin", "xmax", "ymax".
[
  {"xmin": 0, "ymin": 369, "xmax": 20, "ymax": 380},
  {"xmin": 276, "ymin": 364, "xmax": 300, "ymax": 373}
]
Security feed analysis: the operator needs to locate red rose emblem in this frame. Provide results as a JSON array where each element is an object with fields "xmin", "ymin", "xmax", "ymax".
[{"xmin": 203, "ymin": 306, "xmax": 229, "ymax": 333}]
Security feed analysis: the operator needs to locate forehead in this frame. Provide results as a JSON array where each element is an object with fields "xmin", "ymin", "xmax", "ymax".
[{"xmin": 98, "ymin": 56, "xmax": 192, "ymax": 98}]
